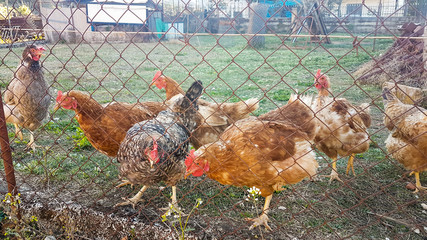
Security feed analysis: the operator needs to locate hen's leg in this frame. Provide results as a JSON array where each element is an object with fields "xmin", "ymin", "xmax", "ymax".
[
  {"xmin": 411, "ymin": 172, "xmax": 426, "ymax": 193},
  {"xmin": 322, "ymin": 157, "xmax": 343, "ymax": 183},
  {"xmin": 114, "ymin": 185, "xmax": 148, "ymax": 208},
  {"xmin": 247, "ymin": 194, "xmax": 273, "ymax": 231},
  {"xmin": 13, "ymin": 123, "xmax": 23, "ymax": 141},
  {"xmin": 162, "ymin": 186, "xmax": 184, "ymax": 215},
  {"xmin": 171, "ymin": 186, "xmax": 182, "ymax": 212},
  {"xmin": 345, "ymin": 154, "xmax": 356, "ymax": 176},
  {"xmin": 25, "ymin": 131, "xmax": 38, "ymax": 151}
]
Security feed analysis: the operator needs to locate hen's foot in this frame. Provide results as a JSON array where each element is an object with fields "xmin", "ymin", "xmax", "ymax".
[
  {"xmin": 114, "ymin": 196, "xmax": 142, "ymax": 209},
  {"xmin": 24, "ymin": 132, "xmax": 39, "ymax": 152},
  {"xmin": 24, "ymin": 142, "xmax": 39, "ymax": 152},
  {"xmin": 409, "ymin": 171, "xmax": 426, "ymax": 193},
  {"xmin": 246, "ymin": 213, "xmax": 272, "ymax": 231},
  {"xmin": 115, "ymin": 180, "xmax": 134, "ymax": 189},
  {"xmin": 322, "ymin": 171, "xmax": 343, "ymax": 184},
  {"xmin": 114, "ymin": 185, "xmax": 148, "ymax": 209},
  {"xmin": 161, "ymin": 202, "xmax": 186, "ymax": 216},
  {"xmin": 413, "ymin": 186, "xmax": 427, "ymax": 193}
]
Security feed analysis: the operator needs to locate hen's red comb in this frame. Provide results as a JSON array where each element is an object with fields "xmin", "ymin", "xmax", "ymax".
[
  {"xmin": 153, "ymin": 71, "xmax": 162, "ymax": 82},
  {"xmin": 316, "ymin": 69, "xmax": 321, "ymax": 78},
  {"xmin": 185, "ymin": 149, "xmax": 196, "ymax": 168},
  {"xmin": 56, "ymin": 91, "xmax": 63, "ymax": 102}
]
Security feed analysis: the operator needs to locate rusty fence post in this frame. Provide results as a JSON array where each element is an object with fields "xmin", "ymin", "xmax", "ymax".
[{"xmin": 0, "ymin": 92, "xmax": 17, "ymax": 196}]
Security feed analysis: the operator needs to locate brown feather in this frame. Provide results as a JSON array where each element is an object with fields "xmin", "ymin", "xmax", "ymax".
[
  {"xmin": 3, "ymin": 45, "xmax": 50, "ymax": 131},
  {"xmin": 384, "ymin": 92, "xmax": 427, "ymax": 172},
  {"xmin": 61, "ymin": 90, "xmax": 166, "ymax": 157},
  {"xmin": 157, "ymin": 74, "xmax": 259, "ymax": 149},
  {"xmin": 313, "ymin": 91, "xmax": 371, "ymax": 159},
  {"xmin": 191, "ymin": 95, "xmax": 318, "ymax": 197},
  {"xmin": 198, "ymin": 118, "xmax": 317, "ymax": 197}
]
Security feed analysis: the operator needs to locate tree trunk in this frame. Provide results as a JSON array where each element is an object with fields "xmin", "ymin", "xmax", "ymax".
[{"xmin": 248, "ymin": 3, "xmax": 269, "ymax": 48}]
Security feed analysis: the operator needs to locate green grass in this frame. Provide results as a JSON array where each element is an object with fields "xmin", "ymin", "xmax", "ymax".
[{"xmin": 0, "ymin": 35, "xmax": 425, "ymax": 239}]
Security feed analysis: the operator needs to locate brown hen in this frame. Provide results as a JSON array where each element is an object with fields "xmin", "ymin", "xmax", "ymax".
[
  {"xmin": 383, "ymin": 88, "xmax": 427, "ymax": 193},
  {"xmin": 185, "ymin": 94, "xmax": 319, "ymax": 230},
  {"xmin": 312, "ymin": 69, "xmax": 371, "ymax": 182},
  {"xmin": 3, "ymin": 45, "xmax": 50, "ymax": 151},
  {"xmin": 54, "ymin": 90, "xmax": 166, "ymax": 157}
]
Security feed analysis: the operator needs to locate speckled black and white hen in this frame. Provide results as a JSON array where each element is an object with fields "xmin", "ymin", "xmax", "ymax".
[{"xmin": 115, "ymin": 80, "xmax": 203, "ymax": 210}]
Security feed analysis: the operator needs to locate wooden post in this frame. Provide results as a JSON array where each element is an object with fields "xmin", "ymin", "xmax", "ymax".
[
  {"xmin": 0, "ymin": 93, "xmax": 17, "ymax": 196},
  {"xmin": 424, "ymin": 25, "xmax": 427, "ymax": 73}
]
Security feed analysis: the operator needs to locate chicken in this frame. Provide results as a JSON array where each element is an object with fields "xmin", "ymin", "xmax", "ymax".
[
  {"xmin": 185, "ymin": 94, "xmax": 319, "ymax": 230},
  {"xmin": 312, "ymin": 69, "xmax": 371, "ymax": 182},
  {"xmin": 54, "ymin": 90, "xmax": 166, "ymax": 157},
  {"xmin": 382, "ymin": 88, "xmax": 427, "ymax": 193},
  {"xmin": 3, "ymin": 45, "xmax": 50, "ymax": 151},
  {"xmin": 115, "ymin": 81, "xmax": 203, "ymax": 210},
  {"xmin": 152, "ymin": 71, "xmax": 259, "ymax": 149}
]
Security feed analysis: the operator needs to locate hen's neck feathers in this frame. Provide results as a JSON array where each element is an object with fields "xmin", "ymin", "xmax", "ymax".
[
  {"xmin": 384, "ymin": 99, "xmax": 422, "ymax": 129},
  {"xmin": 68, "ymin": 91, "xmax": 103, "ymax": 117},
  {"xmin": 315, "ymin": 87, "xmax": 331, "ymax": 109},
  {"xmin": 22, "ymin": 58, "xmax": 41, "ymax": 72},
  {"xmin": 164, "ymin": 77, "xmax": 185, "ymax": 100}
]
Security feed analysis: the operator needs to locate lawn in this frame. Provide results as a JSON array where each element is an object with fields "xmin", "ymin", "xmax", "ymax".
[{"xmin": 0, "ymin": 35, "xmax": 425, "ymax": 239}]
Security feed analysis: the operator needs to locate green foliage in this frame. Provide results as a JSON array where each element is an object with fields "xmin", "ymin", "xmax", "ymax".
[
  {"xmin": 70, "ymin": 127, "xmax": 93, "ymax": 151},
  {"xmin": 271, "ymin": 89, "xmax": 291, "ymax": 101}
]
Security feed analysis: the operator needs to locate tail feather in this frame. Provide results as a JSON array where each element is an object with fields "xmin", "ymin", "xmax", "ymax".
[
  {"xmin": 243, "ymin": 98, "xmax": 260, "ymax": 114},
  {"xmin": 181, "ymin": 80, "xmax": 203, "ymax": 109},
  {"xmin": 382, "ymin": 87, "xmax": 398, "ymax": 102},
  {"xmin": 359, "ymin": 103, "xmax": 371, "ymax": 114},
  {"xmin": 287, "ymin": 94, "xmax": 298, "ymax": 104},
  {"xmin": 221, "ymin": 98, "xmax": 259, "ymax": 121}
]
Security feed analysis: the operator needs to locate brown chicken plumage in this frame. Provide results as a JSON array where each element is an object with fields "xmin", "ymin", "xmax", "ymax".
[
  {"xmin": 382, "ymin": 88, "xmax": 427, "ymax": 193},
  {"xmin": 54, "ymin": 90, "xmax": 166, "ymax": 157},
  {"xmin": 185, "ymin": 94, "xmax": 319, "ymax": 230},
  {"xmin": 3, "ymin": 45, "xmax": 50, "ymax": 151},
  {"xmin": 115, "ymin": 81, "xmax": 203, "ymax": 209},
  {"xmin": 312, "ymin": 69, "xmax": 371, "ymax": 182},
  {"xmin": 152, "ymin": 71, "xmax": 259, "ymax": 149}
]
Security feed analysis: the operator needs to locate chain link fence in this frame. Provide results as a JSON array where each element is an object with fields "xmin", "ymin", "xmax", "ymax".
[{"xmin": 0, "ymin": 0, "xmax": 426, "ymax": 239}]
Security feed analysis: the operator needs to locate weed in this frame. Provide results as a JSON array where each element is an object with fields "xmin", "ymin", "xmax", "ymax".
[
  {"xmin": 161, "ymin": 198, "xmax": 203, "ymax": 240},
  {"xmin": 69, "ymin": 127, "xmax": 93, "ymax": 151}
]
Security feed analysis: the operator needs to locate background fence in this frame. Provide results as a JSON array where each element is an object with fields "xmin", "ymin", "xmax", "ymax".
[{"xmin": 0, "ymin": 0, "xmax": 426, "ymax": 239}]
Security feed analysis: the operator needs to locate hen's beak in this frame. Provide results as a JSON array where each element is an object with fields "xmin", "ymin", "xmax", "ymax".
[
  {"xmin": 149, "ymin": 81, "xmax": 157, "ymax": 88},
  {"xmin": 53, "ymin": 102, "xmax": 60, "ymax": 111},
  {"xmin": 184, "ymin": 171, "xmax": 192, "ymax": 179},
  {"xmin": 150, "ymin": 161, "xmax": 154, "ymax": 169}
]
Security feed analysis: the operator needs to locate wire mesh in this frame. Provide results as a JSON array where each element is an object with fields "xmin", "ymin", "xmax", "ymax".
[{"xmin": 0, "ymin": 0, "xmax": 426, "ymax": 239}]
